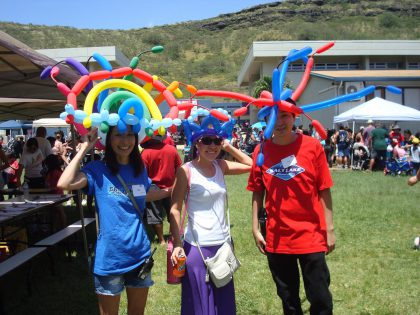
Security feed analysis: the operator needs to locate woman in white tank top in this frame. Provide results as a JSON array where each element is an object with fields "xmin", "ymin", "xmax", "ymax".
[{"xmin": 170, "ymin": 129, "xmax": 252, "ymax": 315}]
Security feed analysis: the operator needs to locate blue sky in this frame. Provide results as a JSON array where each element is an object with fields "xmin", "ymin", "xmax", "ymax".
[{"xmin": 0, "ymin": 0, "xmax": 277, "ymax": 29}]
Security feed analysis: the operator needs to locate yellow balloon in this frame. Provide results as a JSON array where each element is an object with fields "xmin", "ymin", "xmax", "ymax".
[
  {"xmin": 83, "ymin": 79, "xmax": 162, "ymax": 122},
  {"xmin": 83, "ymin": 117, "xmax": 92, "ymax": 128},
  {"xmin": 143, "ymin": 75, "xmax": 158, "ymax": 93}
]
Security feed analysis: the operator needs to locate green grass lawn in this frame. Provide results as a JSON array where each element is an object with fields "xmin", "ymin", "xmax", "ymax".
[{"xmin": 2, "ymin": 171, "xmax": 420, "ymax": 314}]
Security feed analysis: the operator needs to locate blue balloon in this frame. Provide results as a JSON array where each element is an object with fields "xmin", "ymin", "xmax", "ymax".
[
  {"xmin": 287, "ymin": 46, "xmax": 312, "ymax": 63},
  {"xmin": 280, "ymin": 89, "xmax": 293, "ymax": 100},
  {"xmin": 182, "ymin": 120, "xmax": 192, "ymax": 145},
  {"xmin": 108, "ymin": 113, "xmax": 120, "ymax": 126},
  {"xmin": 189, "ymin": 123, "xmax": 201, "ymax": 132},
  {"xmin": 272, "ymin": 68, "xmax": 281, "ymax": 102},
  {"xmin": 302, "ymin": 86, "xmax": 376, "ymax": 112},
  {"xmin": 200, "ymin": 116, "xmax": 221, "ymax": 132},
  {"xmin": 117, "ymin": 120, "xmax": 127, "ymax": 133},
  {"xmin": 264, "ymin": 105, "xmax": 278, "ymax": 139},
  {"xmin": 40, "ymin": 66, "xmax": 52, "ymax": 80},
  {"xmin": 65, "ymin": 104, "xmax": 75, "ymax": 115},
  {"xmin": 132, "ymin": 124, "xmax": 140, "ymax": 134},
  {"xmin": 59, "ymin": 112, "xmax": 67, "ymax": 120},
  {"xmin": 100, "ymin": 109, "xmax": 109, "ymax": 122},
  {"xmin": 123, "ymin": 113, "xmax": 139, "ymax": 125},
  {"xmin": 257, "ymin": 106, "xmax": 272, "ymax": 121},
  {"xmin": 97, "ymin": 89, "xmax": 109, "ymax": 111},
  {"xmin": 118, "ymin": 98, "xmax": 144, "ymax": 124},
  {"xmin": 256, "ymin": 152, "xmax": 265, "ymax": 167},
  {"xmin": 92, "ymin": 52, "xmax": 113, "ymax": 71},
  {"xmin": 221, "ymin": 119, "xmax": 235, "ymax": 139},
  {"xmin": 90, "ymin": 113, "xmax": 102, "ymax": 126},
  {"xmin": 74, "ymin": 110, "xmax": 87, "ymax": 122},
  {"xmin": 386, "ymin": 85, "xmax": 402, "ymax": 94},
  {"xmin": 278, "ymin": 59, "xmax": 290, "ymax": 98}
]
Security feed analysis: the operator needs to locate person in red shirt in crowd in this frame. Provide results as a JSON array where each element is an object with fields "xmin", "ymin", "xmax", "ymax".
[
  {"xmin": 162, "ymin": 131, "xmax": 175, "ymax": 147},
  {"xmin": 389, "ymin": 125, "xmax": 404, "ymax": 146},
  {"xmin": 4, "ymin": 152, "xmax": 19, "ymax": 197},
  {"xmin": 247, "ymin": 108, "xmax": 335, "ymax": 315},
  {"xmin": 141, "ymin": 135, "xmax": 182, "ymax": 244}
]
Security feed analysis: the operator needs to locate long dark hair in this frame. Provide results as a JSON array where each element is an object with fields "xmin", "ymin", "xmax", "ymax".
[{"xmin": 104, "ymin": 126, "xmax": 144, "ymax": 176}]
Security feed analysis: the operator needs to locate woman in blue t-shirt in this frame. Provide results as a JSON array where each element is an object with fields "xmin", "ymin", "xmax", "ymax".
[{"xmin": 58, "ymin": 126, "xmax": 171, "ymax": 315}]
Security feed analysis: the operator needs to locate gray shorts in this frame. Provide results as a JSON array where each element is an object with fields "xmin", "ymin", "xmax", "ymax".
[{"xmin": 144, "ymin": 197, "xmax": 171, "ymax": 225}]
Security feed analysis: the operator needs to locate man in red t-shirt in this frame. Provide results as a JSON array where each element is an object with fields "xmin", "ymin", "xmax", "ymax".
[
  {"xmin": 141, "ymin": 136, "xmax": 182, "ymax": 244},
  {"xmin": 247, "ymin": 109, "xmax": 335, "ymax": 315}
]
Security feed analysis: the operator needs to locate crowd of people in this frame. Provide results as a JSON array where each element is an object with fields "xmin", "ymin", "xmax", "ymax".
[
  {"xmin": 2, "ymin": 116, "xmax": 418, "ymax": 315},
  {"xmin": 289, "ymin": 120, "xmax": 420, "ymax": 175}
]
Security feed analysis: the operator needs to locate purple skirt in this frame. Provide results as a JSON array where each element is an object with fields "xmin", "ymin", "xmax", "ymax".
[{"xmin": 181, "ymin": 241, "xmax": 236, "ymax": 315}]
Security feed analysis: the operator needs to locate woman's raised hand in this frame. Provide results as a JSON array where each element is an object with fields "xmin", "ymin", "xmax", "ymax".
[{"xmin": 79, "ymin": 128, "xmax": 100, "ymax": 153}]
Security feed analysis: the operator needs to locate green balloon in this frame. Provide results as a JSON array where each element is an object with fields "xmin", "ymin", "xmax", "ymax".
[{"xmin": 100, "ymin": 91, "xmax": 151, "ymax": 121}]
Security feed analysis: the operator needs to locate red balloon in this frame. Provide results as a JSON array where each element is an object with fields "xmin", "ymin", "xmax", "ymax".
[
  {"xmin": 195, "ymin": 90, "xmax": 255, "ymax": 103},
  {"xmin": 71, "ymin": 75, "xmax": 90, "ymax": 96},
  {"xmin": 111, "ymin": 67, "xmax": 133, "ymax": 78},
  {"xmin": 166, "ymin": 106, "xmax": 179, "ymax": 119},
  {"xmin": 253, "ymin": 98, "xmax": 275, "ymax": 108},
  {"xmin": 67, "ymin": 92, "xmax": 77, "ymax": 109},
  {"xmin": 278, "ymin": 100, "xmax": 303, "ymax": 115},
  {"xmin": 65, "ymin": 114, "xmax": 74, "ymax": 124},
  {"xmin": 210, "ymin": 109, "xmax": 229, "ymax": 122},
  {"xmin": 233, "ymin": 107, "xmax": 248, "ymax": 117},
  {"xmin": 292, "ymin": 57, "xmax": 314, "ymax": 102},
  {"xmin": 163, "ymin": 90, "xmax": 177, "ymax": 107},
  {"xmin": 152, "ymin": 80, "xmax": 166, "ymax": 92},
  {"xmin": 132, "ymin": 69, "xmax": 153, "ymax": 83},
  {"xmin": 312, "ymin": 120, "xmax": 327, "ymax": 140},
  {"xmin": 57, "ymin": 82, "xmax": 71, "ymax": 96},
  {"xmin": 51, "ymin": 66, "xmax": 60, "ymax": 77},
  {"xmin": 178, "ymin": 102, "xmax": 194, "ymax": 111},
  {"xmin": 89, "ymin": 70, "xmax": 111, "ymax": 81},
  {"xmin": 315, "ymin": 42, "xmax": 335, "ymax": 54},
  {"xmin": 260, "ymin": 90, "xmax": 272, "ymax": 99}
]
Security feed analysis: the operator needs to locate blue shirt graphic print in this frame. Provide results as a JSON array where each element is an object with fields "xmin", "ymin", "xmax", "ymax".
[{"xmin": 266, "ymin": 157, "xmax": 305, "ymax": 181}]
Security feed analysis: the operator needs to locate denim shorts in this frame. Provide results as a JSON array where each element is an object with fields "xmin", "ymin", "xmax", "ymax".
[{"xmin": 94, "ymin": 268, "xmax": 154, "ymax": 296}]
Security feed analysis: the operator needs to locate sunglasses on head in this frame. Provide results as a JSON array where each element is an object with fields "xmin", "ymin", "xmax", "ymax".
[{"xmin": 200, "ymin": 137, "xmax": 223, "ymax": 145}]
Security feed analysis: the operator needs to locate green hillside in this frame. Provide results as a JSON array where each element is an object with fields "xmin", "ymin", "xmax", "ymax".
[{"xmin": 1, "ymin": 0, "xmax": 419, "ymax": 93}]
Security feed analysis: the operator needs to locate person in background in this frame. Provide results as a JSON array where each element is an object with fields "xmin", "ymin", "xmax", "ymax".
[
  {"xmin": 403, "ymin": 129, "xmax": 414, "ymax": 147},
  {"xmin": 369, "ymin": 124, "xmax": 389, "ymax": 171},
  {"xmin": 409, "ymin": 137, "xmax": 420, "ymax": 175},
  {"xmin": 389, "ymin": 125, "xmax": 404, "ymax": 146},
  {"xmin": 4, "ymin": 152, "xmax": 19, "ymax": 198},
  {"xmin": 162, "ymin": 131, "xmax": 175, "ymax": 147},
  {"xmin": 355, "ymin": 126, "xmax": 364, "ymax": 145},
  {"xmin": 335, "ymin": 125, "xmax": 349, "ymax": 169},
  {"xmin": 363, "ymin": 119, "xmax": 375, "ymax": 149},
  {"xmin": 141, "ymin": 135, "xmax": 182, "ymax": 245},
  {"xmin": 25, "ymin": 127, "xmax": 52, "ymax": 160},
  {"xmin": 170, "ymin": 129, "xmax": 252, "ymax": 315},
  {"xmin": 16, "ymin": 138, "xmax": 45, "ymax": 188},
  {"xmin": 392, "ymin": 138, "xmax": 406, "ymax": 160},
  {"xmin": 248, "ymin": 109, "xmax": 335, "ymax": 315},
  {"xmin": 58, "ymin": 126, "xmax": 170, "ymax": 315},
  {"xmin": 15, "ymin": 136, "xmax": 24, "ymax": 158}
]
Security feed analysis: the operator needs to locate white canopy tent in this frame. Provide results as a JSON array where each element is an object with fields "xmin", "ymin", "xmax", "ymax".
[
  {"xmin": 333, "ymin": 97, "xmax": 420, "ymax": 166},
  {"xmin": 333, "ymin": 97, "xmax": 420, "ymax": 123},
  {"xmin": 32, "ymin": 118, "xmax": 70, "ymax": 138}
]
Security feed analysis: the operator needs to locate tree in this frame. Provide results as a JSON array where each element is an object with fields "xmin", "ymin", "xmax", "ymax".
[{"xmin": 253, "ymin": 76, "xmax": 272, "ymax": 98}]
